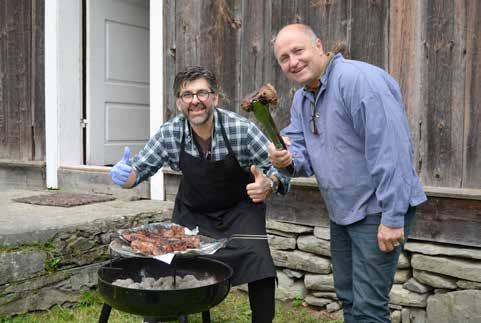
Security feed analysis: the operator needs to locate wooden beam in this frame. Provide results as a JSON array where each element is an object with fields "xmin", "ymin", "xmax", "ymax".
[
  {"xmin": 290, "ymin": 177, "xmax": 481, "ymax": 201},
  {"xmin": 410, "ymin": 196, "xmax": 481, "ymax": 248},
  {"xmin": 0, "ymin": 159, "xmax": 45, "ymax": 168},
  {"xmin": 423, "ymin": 186, "xmax": 481, "ymax": 201}
]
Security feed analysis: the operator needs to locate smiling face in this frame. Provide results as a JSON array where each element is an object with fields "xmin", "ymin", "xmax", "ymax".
[
  {"xmin": 274, "ymin": 25, "xmax": 327, "ymax": 88},
  {"xmin": 176, "ymin": 78, "xmax": 218, "ymax": 130}
]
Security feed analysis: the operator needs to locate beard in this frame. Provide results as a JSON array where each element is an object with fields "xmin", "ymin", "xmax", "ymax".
[{"xmin": 182, "ymin": 103, "xmax": 214, "ymax": 126}]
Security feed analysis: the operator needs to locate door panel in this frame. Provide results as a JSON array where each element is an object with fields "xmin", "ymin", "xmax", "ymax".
[
  {"xmin": 87, "ymin": 0, "xmax": 149, "ymax": 165},
  {"xmin": 106, "ymin": 20, "xmax": 149, "ymax": 84},
  {"xmin": 106, "ymin": 103, "xmax": 150, "ymax": 141}
]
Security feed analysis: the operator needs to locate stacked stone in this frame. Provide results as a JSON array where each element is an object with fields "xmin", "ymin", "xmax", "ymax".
[
  {"xmin": 0, "ymin": 211, "xmax": 168, "ymax": 316},
  {"xmin": 389, "ymin": 242, "xmax": 481, "ymax": 323},
  {"xmin": 265, "ymin": 219, "xmax": 481, "ymax": 323},
  {"xmin": 266, "ymin": 220, "xmax": 342, "ymax": 316}
]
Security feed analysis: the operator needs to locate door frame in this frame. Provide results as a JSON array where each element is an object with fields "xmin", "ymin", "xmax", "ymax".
[{"xmin": 45, "ymin": 0, "xmax": 164, "ymax": 200}]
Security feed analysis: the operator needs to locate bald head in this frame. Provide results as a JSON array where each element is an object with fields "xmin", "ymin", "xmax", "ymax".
[
  {"xmin": 273, "ymin": 24, "xmax": 327, "ymax": 87},
  {"xmin": 274, "ymin": 24, "xmax": 319, "ymax": 48}
]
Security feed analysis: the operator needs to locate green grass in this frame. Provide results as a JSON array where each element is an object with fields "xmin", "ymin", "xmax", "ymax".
[{"xmin": 0, "ymin": 290, "xmax": 342, "ymax": 323}]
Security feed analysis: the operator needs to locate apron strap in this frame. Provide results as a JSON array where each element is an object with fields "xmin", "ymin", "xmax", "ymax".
[
  {"xmin": 217, "ymin": 110, "xmax": 236, "ymax": 157},
  {"xmin": 180, "ymin": 119, "xmax": 187, "ymax": 154}
]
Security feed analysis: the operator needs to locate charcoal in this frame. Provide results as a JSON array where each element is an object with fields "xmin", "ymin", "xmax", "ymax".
[
  {"xmin": 113, "ymin": 275, "xmax": 218, "ymax": 290},
  {"xmin": 112, "ymin": 278, "xmax": 134, "ymax": 287}
]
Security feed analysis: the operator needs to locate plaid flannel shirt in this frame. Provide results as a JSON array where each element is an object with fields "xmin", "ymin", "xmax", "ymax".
[{"xmin": 132, "ymin": 108, "xmax": 290, "ymax": 194}]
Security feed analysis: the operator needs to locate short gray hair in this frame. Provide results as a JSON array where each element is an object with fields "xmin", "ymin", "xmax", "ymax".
[{"xmin": 173, "ymin": 66, "xmax": 218, "ymax": 97}]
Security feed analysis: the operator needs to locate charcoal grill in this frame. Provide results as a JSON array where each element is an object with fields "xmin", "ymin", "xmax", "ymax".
[{"xmin": 98, "ymin": 256, "xmax": 233, "ymax": 322}]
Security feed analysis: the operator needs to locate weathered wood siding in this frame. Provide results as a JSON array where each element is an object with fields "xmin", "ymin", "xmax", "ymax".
[
  {"xmin": 463, "ymin": 0, "xmax": 481, "ymax": 189},
  {"xmin": 163, "ymin": 0, "xmax": 481, "ymax": 190},
  {"xmin": 0, "ymin": 0, "xmax": 44, "ymax": 161},
  {"xmin": 162, "ymin": 0, "xmax": 481, "ymax": 247},
  {"xmin": 389, "ymin": 0, "xmax": 481, "ymax": 190},
  {"xmin": 1, "ymin": 0, "xmax": 478, "ymax": 190}
]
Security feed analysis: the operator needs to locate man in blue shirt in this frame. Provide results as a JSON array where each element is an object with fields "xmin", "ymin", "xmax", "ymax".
[{"xmin": 269, "ymin": 24, "xmax": 427, "ymax": 323}]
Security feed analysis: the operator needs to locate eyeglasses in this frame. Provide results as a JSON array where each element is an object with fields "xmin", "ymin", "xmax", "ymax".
[
  {"xmin": 178, "ymin": 89, "xmax": 214, "ymax": 103},
  {"xmin": 310, "ymin": 102, "xmax": 320, "ymax": 135}
]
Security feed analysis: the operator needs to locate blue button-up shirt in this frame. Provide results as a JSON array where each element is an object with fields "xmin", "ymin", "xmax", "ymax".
[{"xmin": 282, "ymin": 54, "xmax": 426, "ymax": 227}]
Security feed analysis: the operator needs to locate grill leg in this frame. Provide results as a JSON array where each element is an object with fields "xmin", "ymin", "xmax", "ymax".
[
  {"xmin": 202, "ymin": 310, "xmax": 211, "ymax": 323},
  {"xmin": 98, "ymin": 303, "xmax": 112, "ymax": 323}
]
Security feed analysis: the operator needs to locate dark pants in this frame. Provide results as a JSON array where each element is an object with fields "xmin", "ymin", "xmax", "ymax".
[
  {"xmin": 330, "ymin": 207, "xmax": 415, "ymax": 323},
  {"xmin": 248, "ymin": 276, "xmax": 276, "ymax": 323}
]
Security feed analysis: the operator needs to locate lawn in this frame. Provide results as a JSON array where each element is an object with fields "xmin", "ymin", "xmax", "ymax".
[{"xmin": 0, "ymin": 290, "xmax": 342, "ymax": 323}]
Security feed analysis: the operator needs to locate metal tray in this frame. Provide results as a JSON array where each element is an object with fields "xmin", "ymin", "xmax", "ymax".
[{"xmin": 110, "ymin": 222, "xmax": 226, "ymax": 262}]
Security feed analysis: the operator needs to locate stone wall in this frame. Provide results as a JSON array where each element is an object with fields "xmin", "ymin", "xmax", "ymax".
[
  {"xmin": 0, "ymin": 211, "xmax": 169, "ymax": 316},
  {"xmin": 264, "ymin": 219, "xmax": 481, "ymax": 323},
  {"xmin": 3, "ymin": 209, "xmax": 481, "ymax": 322}
]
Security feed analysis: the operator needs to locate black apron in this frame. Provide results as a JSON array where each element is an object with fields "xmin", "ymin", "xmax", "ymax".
[{"xmin": 172, "ymin": 112, "xmax": 276, "ymax": 286}]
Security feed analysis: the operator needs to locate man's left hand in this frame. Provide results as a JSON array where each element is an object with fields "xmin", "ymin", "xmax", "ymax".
[
  {"xmin": 246, "ymin": 165, "xmax": 272, "ymax": 203},
  {"xmin": 377, "ymin": 224, "xmax": 404, "ymax": 253}
]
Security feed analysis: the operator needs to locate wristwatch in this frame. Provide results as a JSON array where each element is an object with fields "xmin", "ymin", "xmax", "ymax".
[{"xmin": 267, "ymin": 176, "xmax": 279, "ymax": 193}]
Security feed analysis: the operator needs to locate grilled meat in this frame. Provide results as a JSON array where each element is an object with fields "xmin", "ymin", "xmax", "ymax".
[
  {"xmin": 123, "ymin": 224, "xmax": 201, "ymax": 256},
  {"xmin": 240, "ymin": 83, "xmax": 278, "ymax": 111}
]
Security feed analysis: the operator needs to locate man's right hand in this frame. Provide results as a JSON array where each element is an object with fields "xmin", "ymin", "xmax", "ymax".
[
  {"xmin": 268, "ymin": 136, "xmax": 293, "ymax": 169},
  {"xmin": 110, "ymin": 147, "xmax": 133, "ymax": 187}
]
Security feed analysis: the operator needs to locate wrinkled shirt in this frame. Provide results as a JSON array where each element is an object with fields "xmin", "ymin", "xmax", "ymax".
[
  {"xmin": 132, "ymin": 108, "xmax": 290, "ymax": 194},
  {"xmin": 282, "ymin": 54, "xmax": 426, "ymax": 227}
]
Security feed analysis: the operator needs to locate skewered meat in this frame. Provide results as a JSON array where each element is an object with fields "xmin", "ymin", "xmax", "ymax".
[{"xmin": 240, "ymin": 83, "xmax": 278, "ymax": 111}]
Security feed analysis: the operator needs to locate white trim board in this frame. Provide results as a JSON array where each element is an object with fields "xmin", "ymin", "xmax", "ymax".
[
  {"xmin": 45, "ymin": 0, "xmax": 59, "ymax": 188},
  {"xmin": 45, "ymin": 0, "xmax": 83, "ymax": 188},
  {"xmin": 149, "ymin": 0, "xmax": 165, "ymax": 200}
]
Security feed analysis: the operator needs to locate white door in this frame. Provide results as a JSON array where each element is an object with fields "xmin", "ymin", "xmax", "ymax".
[{"xmin": 87, "ymin": 0, "xmax": 150, "ymax": 165}]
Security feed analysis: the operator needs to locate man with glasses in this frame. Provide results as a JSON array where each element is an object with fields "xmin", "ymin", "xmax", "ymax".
[
  {"xmin": 268, "ymin": 24, "xmax": 426, "ymax": 323},
  {"xmin": 110, "ymin": 66, "xmax": 290, "ymax": 323}
]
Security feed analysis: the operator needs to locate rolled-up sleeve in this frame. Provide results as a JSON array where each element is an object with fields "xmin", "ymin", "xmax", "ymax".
[{"xmin": 350, "ymin": 93, "xmax": 413, "ymax": 228}]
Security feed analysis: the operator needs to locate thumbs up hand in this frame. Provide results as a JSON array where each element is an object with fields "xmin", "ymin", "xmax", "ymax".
[
  {"xmin": 246, "ymin": 165, "xmax": 273, "ymax": 203},
  {"xmin": 120, "ymin": 146, "xmax": 131, "ymax": 164},
  {"xmin": 110, "ymin": 147, "xmax": 133, "ymax": 187}
]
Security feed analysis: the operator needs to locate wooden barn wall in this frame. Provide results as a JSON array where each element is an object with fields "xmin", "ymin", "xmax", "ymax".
[
  {"xmin": 0, "ymin": 0, "xmax": 477, "ymax": 189},
  {"xmin": 162, "ymin": 0, "xmax": 481, "ymax": 246},
  {"xmin": 163, "ymin": 0, "xmax": 481, "ymax": 191},
  {"xmin": 0, "ymin": 0, "xmax": 44, "ymax": 161}
]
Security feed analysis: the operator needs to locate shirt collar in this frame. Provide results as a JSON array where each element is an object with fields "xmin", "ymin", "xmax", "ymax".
[
  {"xmin": 182, "ymin": 108, "xmax": 219, "ymax": 144},
  {"xmin": 302, "ymin": 52, "xmax": 341, "ymax": 97}
]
